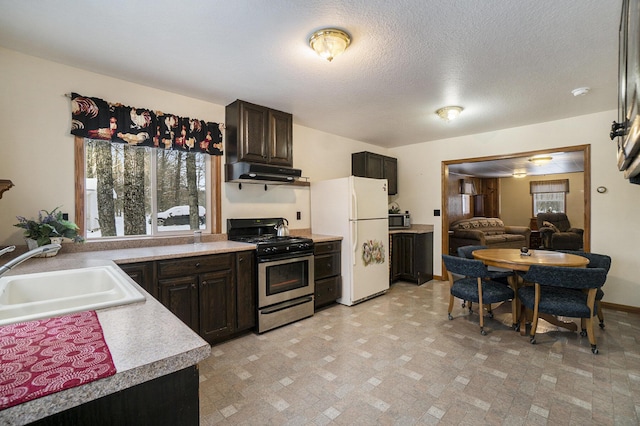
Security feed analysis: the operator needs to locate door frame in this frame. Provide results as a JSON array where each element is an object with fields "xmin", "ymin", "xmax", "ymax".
[{"xmin": 440, "ymin": 144, "xmax": 591, "ymax": 274}]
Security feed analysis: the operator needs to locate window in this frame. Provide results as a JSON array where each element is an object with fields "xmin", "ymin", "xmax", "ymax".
[
  {"xmin": 83, "ymin": 139, "xmax": 209, "ymax": 239},
  {"xmin": 530, "ymin": 179, "xmax": 569, "ymax": 216}
]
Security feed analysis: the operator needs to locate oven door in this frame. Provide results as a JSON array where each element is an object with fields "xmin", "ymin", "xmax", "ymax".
[{"xmin": 258, "ymin": 254, "xmax": 314, "ymax": 308}]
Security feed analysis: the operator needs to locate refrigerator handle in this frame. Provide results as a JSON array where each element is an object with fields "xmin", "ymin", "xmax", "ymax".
[
  {"xmin": 351, "ymin": 221, "xmax": 357, "ymax": 266},
  {"xmin": 351, "ymin": 185, "xmax": 358, "ymax": 221}
]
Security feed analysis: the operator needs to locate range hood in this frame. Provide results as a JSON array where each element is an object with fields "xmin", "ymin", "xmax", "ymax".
[{"xmin": 225, "ymin": 162, "xmax": 302, "ymax": 184}]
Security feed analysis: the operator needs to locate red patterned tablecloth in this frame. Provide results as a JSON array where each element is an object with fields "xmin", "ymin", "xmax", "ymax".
[{"xmin": 0, "ymin": 310, "xmax": 116, "ymax": 410}]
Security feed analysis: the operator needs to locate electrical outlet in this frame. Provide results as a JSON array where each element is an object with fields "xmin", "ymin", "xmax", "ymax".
[
  {"xmin": 434, "ymin": 209, "xmax": 440, "ymax": 217},
  {"xmin": 296, "ymin": 211, "xmax": 301, "ymax": 220},
  {"xmin": 62, "ymin": 212, "xmax": 69, "ymax": 220}
]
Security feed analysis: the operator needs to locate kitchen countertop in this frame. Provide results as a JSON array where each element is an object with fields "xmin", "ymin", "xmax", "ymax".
[
  {"xmin": 388, "ymin": 224, "xmax": 434, "ymax": 234},
  {"xmin": 0, "ymin": 235, "xmax": 343, "ymax": 424},
  {"xmin": 0, "ymin": 240, "xmax": 254, "ymax": 425}
]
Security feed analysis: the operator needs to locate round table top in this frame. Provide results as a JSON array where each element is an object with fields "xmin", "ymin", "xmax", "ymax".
[{"xmin": 472, "ymin": 248, "xmax": 590, "ymax": 271}]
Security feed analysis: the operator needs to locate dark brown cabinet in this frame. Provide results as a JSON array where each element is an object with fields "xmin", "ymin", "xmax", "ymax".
[
  {"xmin": 226, "ymin": 99, "xmax": 293, "ymax": 167},
  {"xmin": 352, "ymin": 151, "xmax": 398, "ymax": 195},
  {"xmin": 390, "ymin": 232, "xmax": 433, "ymax": 285},
  {"xmin": 118, "ymin": 261, "xmax": 156, "ymax": 299},
  {"xmin": 314, "ymin": 241, "xmax": 342, "ymax": 308},
  {"xmin": 121, "ymin": 251, "xmax": 256, "ymax": 345}
]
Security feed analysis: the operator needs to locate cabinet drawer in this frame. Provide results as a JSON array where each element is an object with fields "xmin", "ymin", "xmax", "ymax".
[
  {"xmin": 314, "ymin": 253, "xmax": 341, "ymax": 280},
  {"xmin": 157, "ymin": 254, "xmax": 233, "ymax": 278},
  {"xmin": 314, "ymin": 241, "xmax": 341, "ymax": 255},
  {"xmin": 315, "ymin": 276, "xmax": 341, "ymax": 308}
]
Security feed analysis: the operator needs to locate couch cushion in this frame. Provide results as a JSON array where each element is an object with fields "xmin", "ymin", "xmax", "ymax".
[{"xmin": 451, "ymin": 218, "xmax": 505, "ymax": 235}]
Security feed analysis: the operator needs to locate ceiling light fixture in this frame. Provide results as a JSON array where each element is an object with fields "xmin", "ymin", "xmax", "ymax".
[
  {"xmin": 528, "ymin": 156, "xmax": 553, "ymax": 166},
  {"xmin": 435, "ymin": 106, "xmax": 463, "ymax": 122},
  {"xmin": 513, "ymin": 172, "xmax": 527, "ymax": 178},
  {"xmin": 571, "ymin": 87, "xmax": 590, "ymax": 96},
  {"xmin": 309, "ymin": 28, "xmax": 351, "ymax": 62}
]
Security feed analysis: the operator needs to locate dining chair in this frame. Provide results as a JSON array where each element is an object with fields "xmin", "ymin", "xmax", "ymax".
[
  {"xmin": 556, "ymin": 250, "xmax": 611, "ymax": 328},
  {"xmin": 456, "ymin": 245, "xmax": 514, "ymax": 317},
  {"xmin": 519, "ymin": 265, "xmax": 607, "ymax": 354},
  {"xmin": 442, "ymin": 254, "xmax": 515, "ymax": 335}
]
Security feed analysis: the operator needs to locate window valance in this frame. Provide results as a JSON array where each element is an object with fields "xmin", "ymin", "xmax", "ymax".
[
  {"xmin": 530, "ymin": 179, "xmax": 569, "ymax": 194},
  {"xmin": 69, "ymin": 93, "xmax": 223, "ymax": 156}
]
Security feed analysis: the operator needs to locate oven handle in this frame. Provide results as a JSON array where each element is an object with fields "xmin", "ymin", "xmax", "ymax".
[
  {"xmin": 261, "ymin": 296, "xmax": 314, "ymax": 314},
  {"xmin": 257, "ymin": 252, "xmax": 314, "ymax": 263}
]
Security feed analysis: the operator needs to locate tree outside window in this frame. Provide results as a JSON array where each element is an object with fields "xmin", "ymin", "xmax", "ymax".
[{"xmin": 84, "ymin": 139, "xmax": 208, "ymax": 238}]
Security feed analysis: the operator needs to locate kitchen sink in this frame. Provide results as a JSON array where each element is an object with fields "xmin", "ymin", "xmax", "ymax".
[{"xmin": 0, "ymin": 265, "xmax": 146, "ymax": 326}]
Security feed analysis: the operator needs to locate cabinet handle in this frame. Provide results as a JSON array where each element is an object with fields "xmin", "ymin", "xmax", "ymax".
[
  {"xmin": 202, "ymin": 281, "xmax": 207, "ymax": 286},
  {"xmin": 195, "ymin": 262, "xmax": 200, "ymax": 268},
  {"xmin": 191, "ymin": 284, "xmax": 196, "ymax": 289}
]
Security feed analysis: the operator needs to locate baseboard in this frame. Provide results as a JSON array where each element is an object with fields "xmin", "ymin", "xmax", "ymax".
[{"xmin": 600, "ymin": 301, "xmax": 640, "ymax": 315}]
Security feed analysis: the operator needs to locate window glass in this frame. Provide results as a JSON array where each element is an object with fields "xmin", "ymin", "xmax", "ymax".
[
  {"xmin": 84, "ymin": 139, "xmax": 208, "ymax": 238},
  {"xmin": 533, "ymin": 192, "xmax": 565, "ymax": 216}
]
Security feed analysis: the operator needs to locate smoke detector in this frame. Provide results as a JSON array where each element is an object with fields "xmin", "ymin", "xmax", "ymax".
[{"xmin": 571, "ymin": 87, "xmax": 590, "ymax": 97}]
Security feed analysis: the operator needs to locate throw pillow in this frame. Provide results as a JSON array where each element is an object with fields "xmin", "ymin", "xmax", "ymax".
[{"xmin": 542, "ymin": 221, "xmax": 559, "ymax": 233}]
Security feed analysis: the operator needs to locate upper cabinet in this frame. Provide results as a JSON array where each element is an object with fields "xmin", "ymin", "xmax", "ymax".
[
  {"xmin": 225, "ymin": 100, "xmax": 293, "ymax": 167},
  {"xmin": 352, "ymin": 151, "xmax": 398, "ymax": 195}
]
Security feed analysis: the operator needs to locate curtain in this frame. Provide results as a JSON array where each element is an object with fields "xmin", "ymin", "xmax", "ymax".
[
  {"xmin": 69, "ymin": 93, "xmax": 223, "ymax": 155},
  {"xmin": 530, "ymin": 179, "xmax": 569, "ymax": 194}
]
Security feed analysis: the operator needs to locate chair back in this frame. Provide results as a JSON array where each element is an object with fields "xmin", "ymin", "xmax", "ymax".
[
  {"xmin": 457, "ymin": 245, "xmax": 488, "ymax": 259},
  {"xmin": 442, "ymin": 254, "xmax": 489, "ymax": 279},
  {"xmin": 536, "ymin": 212, "xmax": 571, "ymax": 232},
  {"xmin": 523, "ymin": 265, "xmax": 607, "ymax": 290},
  {"xmin": 556, "ymin": 250, "xmax": 611, "ymax": 273}
]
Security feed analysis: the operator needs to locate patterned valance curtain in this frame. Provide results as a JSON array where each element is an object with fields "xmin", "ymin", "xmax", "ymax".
[
  {"xmin": 69, "ymin": 93, "xmax": 223, "ymax": 155},
  {"xmin": 530, "ymin": 179, "xmax": 569, "ymax": 194}
]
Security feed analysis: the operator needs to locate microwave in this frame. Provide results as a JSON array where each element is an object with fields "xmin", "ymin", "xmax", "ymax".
[{"xmin": 389, "ymin": 213, "xmax": 410, "ymax": 229}]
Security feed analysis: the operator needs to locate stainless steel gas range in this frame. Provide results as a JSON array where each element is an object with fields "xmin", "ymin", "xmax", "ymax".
[{"xmin": 227, "ymin": 218, "xmax": 315, "ymax": 333}]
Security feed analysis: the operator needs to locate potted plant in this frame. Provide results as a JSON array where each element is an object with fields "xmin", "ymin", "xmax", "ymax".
[{"xmin": 15, "ymin": 207, "xmax": 84, "ymax": 255}]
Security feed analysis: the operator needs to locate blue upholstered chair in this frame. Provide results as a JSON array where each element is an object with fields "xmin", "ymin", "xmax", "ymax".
[
  {"xmin": 556, "ymin": 250, "xmax": 611, "ymax": 328},
  {"xmin": 456, "ymin": 245, "xmax": 516, "ymax": 321},
  {"xmin": 519, "ymin": 265, "xmax": 607, "ymax": 354},
  {"xmin": 442, "ymin": 254, "xmax": 515, "ymax": 335}
]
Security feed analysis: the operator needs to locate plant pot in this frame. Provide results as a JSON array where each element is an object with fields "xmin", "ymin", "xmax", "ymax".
[{"xmin": 25, "ymin": 238, "xmax": 62, "ymax": 257}]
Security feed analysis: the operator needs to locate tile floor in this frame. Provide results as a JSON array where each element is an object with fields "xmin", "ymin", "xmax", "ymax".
[{"xmin": 198, "ymin": 280, "xmax": 640, "ymax": 425}]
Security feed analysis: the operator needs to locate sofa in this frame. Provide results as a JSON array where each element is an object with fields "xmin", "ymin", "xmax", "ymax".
[{"xmin": 449, "ymin": 217, "xmax": 531, "ymax": 255}]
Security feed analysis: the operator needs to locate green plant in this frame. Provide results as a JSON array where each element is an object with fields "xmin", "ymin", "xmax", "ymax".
[{"xmin": 14, "ymin": 207, "xmax": 84, "ymax": 246}]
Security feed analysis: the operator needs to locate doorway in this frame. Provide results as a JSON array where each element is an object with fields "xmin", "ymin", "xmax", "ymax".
[{"xmin": 440, "ymin": 144, "xmax": 591, "ymax": 264}]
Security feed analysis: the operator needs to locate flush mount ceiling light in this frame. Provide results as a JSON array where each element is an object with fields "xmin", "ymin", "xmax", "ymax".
[
  {"xmin": 435, "ymin": 106, "xmax": 463, "ymax": 122},
  {"xmin": 513, "ymin": 172, "xmax": 527, "ymax": 178},
  {"xmin": 309, "ymin": 28, "xmax": 351, "ymax": 62},
  {"xmin": 528, "ymin": 155, "xmax": 553, "ymax": 166},
  {"xmin": 571, "ymin": 87, "xmax": 590, "ymax": 96}
]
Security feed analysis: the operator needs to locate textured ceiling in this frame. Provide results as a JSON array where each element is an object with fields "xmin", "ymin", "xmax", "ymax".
[{"xmin": 0, "ymin": 0, "xmax": 621, "ymax": 148}]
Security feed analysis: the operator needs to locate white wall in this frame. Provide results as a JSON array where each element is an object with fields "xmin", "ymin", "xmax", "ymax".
[
  {"xmin": 0, "ymin": 47, "xmax": 380, "ymax": 241},
  {"xmin": 389, "ymin": 112, "xmax": 640, "ymax": 308},
  {"xmin": 2, "ymin": 47, "xmax": 638, "ymax": 308}
]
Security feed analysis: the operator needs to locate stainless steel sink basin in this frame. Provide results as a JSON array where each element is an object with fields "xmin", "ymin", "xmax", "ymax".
[{"xmin": 0, "ymin": 265, "xmax": 146, "ymax": 326}]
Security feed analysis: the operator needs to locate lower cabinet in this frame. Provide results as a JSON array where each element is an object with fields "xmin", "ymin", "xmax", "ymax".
[
  {"xmin": 390, "ymin": 232, "xmax": 433, "ymax": 285},
  {"xmin": 314, "ymin": 241, "xmax": 342, "ymax": 309},
  {"xmin": 120, "ymin": 250, "xmax": 256, "ymax": 345}
]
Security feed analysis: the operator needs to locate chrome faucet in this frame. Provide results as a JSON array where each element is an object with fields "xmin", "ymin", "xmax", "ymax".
[
  {"xmin": 0, "ymin": 244, "xmax": 62, "ymax": 278},
  {"xmin": 0, "ymin": 246, "xmax": 16, "ymax": 257}
]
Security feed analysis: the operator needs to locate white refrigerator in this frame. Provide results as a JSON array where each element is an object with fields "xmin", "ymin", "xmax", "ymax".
[{"xmin": 311, "ymin": 176, "xmax": 389, "ymax": 306}]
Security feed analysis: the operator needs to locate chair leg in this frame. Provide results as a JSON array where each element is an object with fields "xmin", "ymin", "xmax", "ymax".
[
  {"xmin": 584, "ymin": 317, "xmax": 598, "ymax": 354},
  {"xmin": 597, "ymin": 304, "xmax": 605, "ymax": 329},
  {"xmin": 447, "ymin": 294, "xmax": 454, "ymax": 320},
  {"xmin": 529, "ymin": 309, "xmax": 539, "ymax": 344},
  {"xmin": 580, "ymin": 318, "xmax": 587, "ymax": 337},
  {"xmin": 487, "ymin": 304, "xmax": 493, "ymax": 319}
]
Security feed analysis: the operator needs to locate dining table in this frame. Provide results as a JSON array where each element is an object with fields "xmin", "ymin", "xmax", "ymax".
[{"xmin": 471, "ymin": 248, "xmax": 590, "ymax": 334}]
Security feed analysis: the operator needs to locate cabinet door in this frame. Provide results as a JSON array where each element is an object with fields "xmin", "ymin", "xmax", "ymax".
[
  {"xmin": 269, "ymin": 110, "xmax": 293, "ymax": 166},
  {"xmin": 239, "ymin": 102, "xmax": 269, "ymax": 163},
  {"xmin": 365, "ymin": 153, "xmax": 384, "ymax": 178},
  {"xmin": 235, "ymin": 251, "xmax": 256, "ymax": 331},
  {"xmin": 199, "ymin": 270, "xmax": 235, "ymax": 342},
  {"xmin": 401, "ymin": 234, "xmax": 415, "ymax": 277},
  {"xmin": 384, "ymin": 156, "xmax": 398, "ymax": 195},
  {"xmin": 391, "ymin": 234, "xmax": 403, "ymax": 282},
  {"xmin": 159, "ymin": 276, "xmax": 199, "ymax": 333},
  {"xmin": 118, "ymin": 262, "xmax": 156, "ymax": 299}
]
